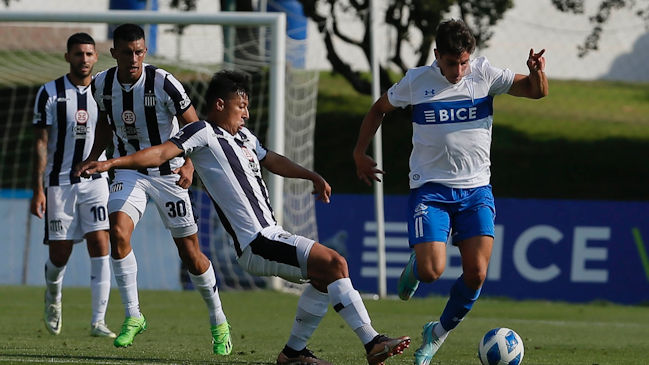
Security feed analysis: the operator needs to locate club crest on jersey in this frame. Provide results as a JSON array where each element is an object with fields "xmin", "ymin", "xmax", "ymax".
[
  {"xmin": 122, "ymin": 110, "xmax": 136, "ymax": 124},
  {"xmin": 144, "ymin": 92, "xmax": 156, "ymax": 107},
  {"xmin": 241, "ymin": 146, "xmax": 259, "ymax": 172},
  {"xmin": 75, "ymin": 109, "xmax": 89, "ymax": 125}
]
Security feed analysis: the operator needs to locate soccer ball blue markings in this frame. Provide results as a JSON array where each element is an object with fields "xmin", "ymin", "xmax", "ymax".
[{"xmin": 477, "ymin": 327, "xmax": 524, "ymax": 365}]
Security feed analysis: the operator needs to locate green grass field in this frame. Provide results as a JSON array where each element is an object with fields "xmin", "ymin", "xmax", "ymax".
[{"xmin": 1, "ymin": 286, "xmax": 647, "ymax": 364}]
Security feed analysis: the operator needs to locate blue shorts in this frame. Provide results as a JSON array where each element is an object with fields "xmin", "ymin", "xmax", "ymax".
[{"xmin": 407, "ymin": 183, "xmax": 496, "ymax": 246}]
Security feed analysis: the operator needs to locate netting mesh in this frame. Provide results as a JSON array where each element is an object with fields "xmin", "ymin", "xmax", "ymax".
[{"xmin": 0, "ymin": 19, "xmax": 319, "ymax": 291}]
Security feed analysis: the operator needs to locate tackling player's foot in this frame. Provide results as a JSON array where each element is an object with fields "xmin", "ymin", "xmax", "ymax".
[
  {"xmin": 43, "ymin": 294, "xmax": 62, "ymax": 335},
  {"xmin": 276, "ymin": 346, "xmax": 332, "ymax": 365},
  {"xmin": 366, "ymin": 334, "xmax": 411, "ymax": 365},
  {"xmin": 398, "ymin": 252, "xmax": 420, "ymax": 301},
  {"xmin": 211, "ymin": 321, "xmax": 232, "ymax": 355},
  {"xmin": 413, "ymin": 321, "xmax": 445, "ymax": 365},
  {"xmin": 114, "ymin": 315, "xmax": 147, "ymax": 347},
  {"xmin": 91, "ymin": 320, "xmax": 117, "ymax": 338}
]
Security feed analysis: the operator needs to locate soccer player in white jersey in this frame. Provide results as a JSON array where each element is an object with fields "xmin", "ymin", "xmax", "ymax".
[
  {"xmin": 77, "ymin": 70, "xmax": 411, "ymax": 365},
  {"xmin": 353, "ymin": 19, "xmax": 548, "ymax": 364},
  {"xmin": 30, "ymin": 33, "xmax": 115, "ymax": 338},
  {"xmin": 82, "ymin": 24, "xmax": 231, "ymax": 353}
]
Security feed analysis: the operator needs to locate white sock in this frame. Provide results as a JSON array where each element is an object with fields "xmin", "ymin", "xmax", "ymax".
[
  {"xmin": 44, "ymin": 258, "xmax": 66, "ymax": 303},
  {"xmin": 434, "ymin": 321, "xmax": 449, "ymax": 341},
  {"xmin": 188, "ymin": 262, "xmax": 226, "ymax": 326},
  {"xmin": 90, "ymin": 255, "xmax": 111, "ymax": 324},
  {"xmin": 286, "ymin": 284, "xmax": 329, "ymax": 351},
  {"xmin": 111, "ymin": 251, "xmax": 141, "ymax": 318},
  {"xmin": 327, "ymin": 278, "xmax": 378, "ymax": 345}
]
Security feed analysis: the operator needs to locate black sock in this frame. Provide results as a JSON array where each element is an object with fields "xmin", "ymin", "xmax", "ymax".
[
  {"xmin": 364, "ymin": 334, "xmax": 383, "ymax": 354},
  {"xmin": 282, "ymin": 344, "xmax": 303, "ymax": 358}
]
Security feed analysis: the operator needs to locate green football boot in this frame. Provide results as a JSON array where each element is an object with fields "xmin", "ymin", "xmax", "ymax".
[
  {"xmin": 114, "ymin": 315, "xmax": 147, "ymax": 348},
  {"xmin": 398, "ymin": 252, "xmax": 420, "ymax": 300},
  {"xmin": 211, "ymin": 321, "xmax": 232, "ymax": 355}
]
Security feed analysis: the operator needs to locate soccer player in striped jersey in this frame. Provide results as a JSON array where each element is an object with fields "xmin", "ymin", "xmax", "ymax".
[
  {"xmin": 77, "ymin": 70, "xmax": 411, "ymax": 365},
  {"xmin": 82, "ymin": 24, "xmax": 230, "ymax": 353},
  {"xmin": 353, "ymin": 19, "xmax": 548, "ymax": 364},
  {"xmin": 31, "ymin": 33, "xmax": 115, "ymax": 338}
]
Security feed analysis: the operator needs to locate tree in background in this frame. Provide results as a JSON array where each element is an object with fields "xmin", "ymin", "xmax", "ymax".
[
  {"xmin": 550, "ymin": 0, "xmax": 649, "ymax": 57},
  {"xmin": 297, "ymin": 0, "xmax": 514, "ymax": 94}
]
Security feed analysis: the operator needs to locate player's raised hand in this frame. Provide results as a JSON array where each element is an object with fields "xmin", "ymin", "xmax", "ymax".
[
  {"xmin": 527, "ymin": 48, "xmax": 546, "ymax": 72},
  {"xmin": 354, "ymin": 153, "xmax": 385, "ymax": 186},
  {"xmin": 311, "ymin": 174, "xmax": 331, "ymax": 203}
]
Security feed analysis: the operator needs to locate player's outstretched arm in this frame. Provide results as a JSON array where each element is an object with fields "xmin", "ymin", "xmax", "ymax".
[
  {"xmin": 508, "ymin": 48, "xmax": 548, "ymax": 99},
  {"xmin": 77, "ymin": 141, "xmax": 183, "ymax": 177},
  {"xmin": 30, "ymin": 127, "xmax": 48, "ymax": 218},
  {"xmin": 261, "ymin": 151, "xmax": 331, "ymax": 203},
  {"xmin": 353, "ymin": 93, "xmax": 395, "ymax": 186}
]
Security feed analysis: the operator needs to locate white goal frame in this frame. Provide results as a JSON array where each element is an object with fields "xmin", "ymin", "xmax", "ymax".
[{"xmin": 0, "ymin": 10, "xmax": 287, "ymax": 224}]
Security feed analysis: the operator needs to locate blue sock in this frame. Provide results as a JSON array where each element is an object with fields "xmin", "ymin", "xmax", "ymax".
[{"xmin": 439, "ymin": 275, "xmax": 481, "ymax": 331}]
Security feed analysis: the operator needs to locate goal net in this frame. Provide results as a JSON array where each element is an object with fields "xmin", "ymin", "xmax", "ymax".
[{"xmin": 0, "ymin": 11, "xmax": 319, "ymax": 291}]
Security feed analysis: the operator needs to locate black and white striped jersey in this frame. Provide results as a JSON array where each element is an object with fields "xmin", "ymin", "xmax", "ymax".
[
  {"xmin": 92, "ymin": 64, "xmax": 192, "ymax": 176},
  {"xmin": 170, "ymin": 121, "xmax": 276, "ymax": 255},
  {"xmin": 33, "ymin": 75, "xmax": 107, "ymax": 187}
]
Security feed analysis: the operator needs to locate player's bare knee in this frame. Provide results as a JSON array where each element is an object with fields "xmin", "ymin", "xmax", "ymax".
[
  {"xmin": 418, "ymin": 266, "xmax": 443, "ymax": 283},
  {"xmin": 49, "ymin": 252, "xmax": 70, "ymax": 267},
  {"xmin": 463, "ymin": 270, "xmax": 487, "ymax": 290},
  {"xmin": 109, "ymin": 224, "xmax": 130, "ymax": 246},
  {"xmin": 317, "ymin": 250, "xmax": 348, "ymax": 282}
]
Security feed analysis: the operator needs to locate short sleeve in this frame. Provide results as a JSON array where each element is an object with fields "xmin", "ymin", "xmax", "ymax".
[
  {"xmin": 33, "ymin": 85, "xmax": 52, "ymax": 128},
  {"xmin": 477, "ymin": 57, "xmax": 515, "ymax": 96},
  {"xmin": 169, "ymin": 121, "xmax": 209, "ymax": 155},
  {"xmin": 253, "ymin": 133, "xmax": 268, "ymax": 161},
  {"xmin": 92, "ymin": 72, "xmax": 106, "ymax": 112},
  {"xmin": 163, "ymin": 73, "xmax": 192, "ymax": 116},
  {"xmin": 387, "ymin": 72, "xmax": 413, "ymax": 108}
]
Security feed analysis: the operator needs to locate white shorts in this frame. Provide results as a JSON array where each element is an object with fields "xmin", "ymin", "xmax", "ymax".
[
  {"xmin": 237, "ymin": 225, "xmax": 315, "ymax": 284},
  {"xmin": 45, "ymin": 178, "xmax": 110, "ymax": 242},
  {"xmin": 107, "ymin": 169, "xmax": 198, "ymax": 236}
]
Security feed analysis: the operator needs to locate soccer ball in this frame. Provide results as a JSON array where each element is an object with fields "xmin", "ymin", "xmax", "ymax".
[{"xmin": 477, "ymin": 327, "xmax": 524, "ymax": 365}]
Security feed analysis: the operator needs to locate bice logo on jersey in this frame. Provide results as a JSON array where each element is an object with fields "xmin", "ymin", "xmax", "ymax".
[
  {"xmin": 122, "ymin": 110, "xmax": 136, "ymax": 124},
  {"xmin": 75, "ymin": 109, "xmax": 89, "ymax": 125}
]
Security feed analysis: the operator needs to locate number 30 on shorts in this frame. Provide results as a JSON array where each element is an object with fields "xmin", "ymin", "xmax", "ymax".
[{"xmin": 165, "ymin": 200, "xmax": 187, "ymax": 218}]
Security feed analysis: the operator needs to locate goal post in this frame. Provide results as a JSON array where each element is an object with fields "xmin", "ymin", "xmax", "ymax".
[
  {"xmin": 0, "ymin": 10, "xmax": 287, "ymax": 225},
  {"xmin": 0, "ymin": 10, "xmax": 321, "ymax": 291}
]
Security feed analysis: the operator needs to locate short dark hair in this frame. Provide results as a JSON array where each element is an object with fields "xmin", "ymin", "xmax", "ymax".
[
  {"xmin": 205, "ymin": 70, "xmax": 251, "ymax": 110},
  {"xmin": 435, "ymin": 19, "xmax": 476, "ymax": 56},
  {"xmin": 112, "ymin": 23, "xmax": 145, "ymax": 47},
  {"xmin": 67, "ymin": 32, "xmax": 95, "ymax": 52}
]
